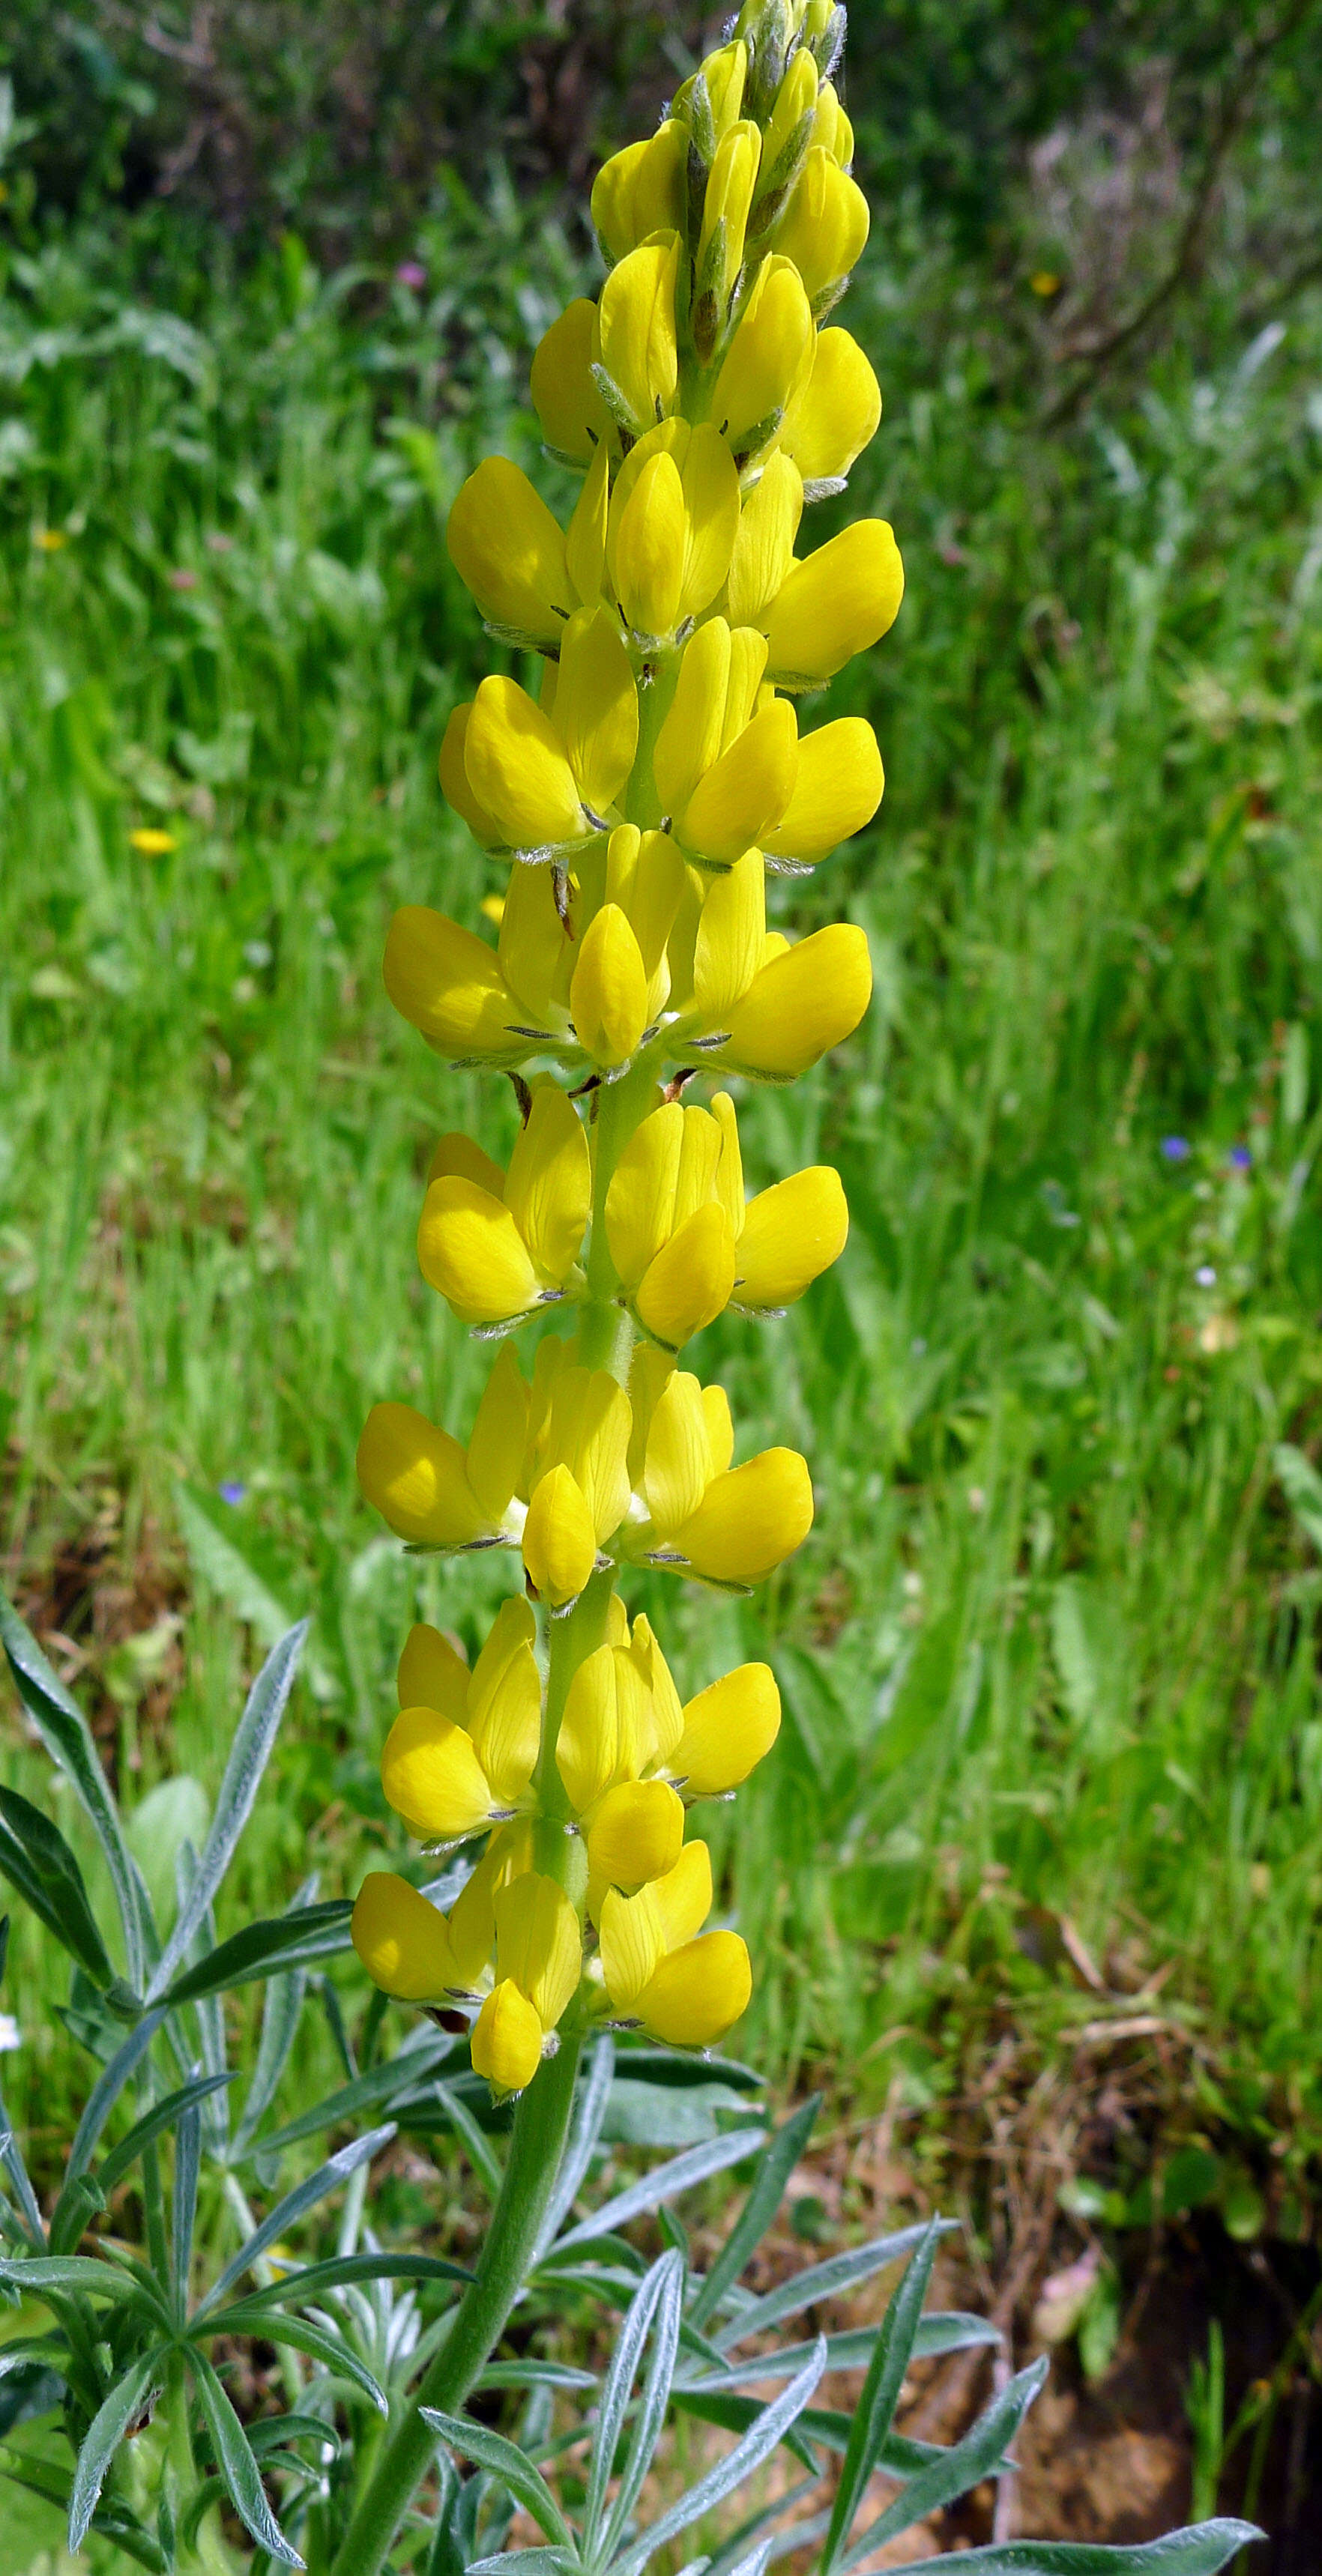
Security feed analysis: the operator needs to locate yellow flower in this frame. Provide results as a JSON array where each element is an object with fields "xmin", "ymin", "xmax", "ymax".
[
  {"xmin": 763, "ymin": 520, "xmax": 905, "ymax": 687},
  {"xmin": 598, "ymin": 1840, "xmax": 751, "ymax": 2046},
  {"xmin": 667, "ymin": 1661, "xmax": 782, "ymax": 1795},
  {"xmin": 357, "ymin": 1341, "xmax": 530, "ymax": 1550},
  {"xmin": 654, "ymin": 619, "xmax": 798, "ymax": 869},
  {"xmin": 453, "ymin": 608, "xmax": 638, "ymax": 857},
  {"xmin": 591, "ymin": 120, "xmax": 688, "ymax": 264},
  {"xmin": 811, "ymin": 80, "xmax": 854, "ymax": 169},
  {"xmin": 130, "ymin": 826, "xmax": 178, "ymax": 856},
  {"xmin": 522, "ymin": 1463, "xmax": 600, "ymax": 1609},
  {"xmin": 693, "ymin": 121, "xmax": 762, "ymax": 356},
  {"xmin": 673, "ymin": 42, "xmax": 748, "ymax": 147},
  {"xmin": 710, "ymin": 256, "xmax": 815, "ymax": 468},
  {"xmin": 603, "ymin": 1092, "xmax": 846, "ymax": 1336},
  {"xmin": 351, "ymin": 1871, "xmax": 463, "ymax": 2002},
  {"xmin": 712, "ymin": 919, "xmax": 874, "ymax": 1080},
  {"xmin": 774, "ymin": 148, "xmax": 869, "ymax": 312},
  {"xmin": 383, "ymin": 899, "xmax": 565, "ymax": 1065},
  {"xmin": 417, "ymin": 1083, "xmax": 591, "ymax": 1327},
  {"xmin": 760, "ymin": 719, "xmax": 884, "ymax": 862},
  {"xmin": 594, "ymin": 237, "xmax": 682, "ymax": 443},
  {"xmin": 585, "ymin": 1778, "xmax": 685, "ymax": 1918},
  {"xmin": 531, "ymin": 300, "xmax": 609, "ymax": 467},
  {"xmin": 625, "ymin": 1367, "xmax": 814, "ymax": 1588},
  {"xmin": 573, "ymin": 823, "xmax": 688, "ymax": 1062},
  {"xmin": 777, "ymin": 325, "xmax": 881, "ymax": 494},
  {"xmin": 556, "ymin": 1641, "xmax": 653, "ymax": 1814},
  {"xmin": 725, "ymin": 453, "xmax": 803, "ymax": 627},
  {"xmin": 471, "ymin": 1873, "xmax": 583, "ymax": 2093},
  {"xmin": 446, "ymin": 457, "xmax": 576, "ymax": 648},
  {"xmin": 606, "ymin": 422, "xmax": 741, "ymax": 642}
]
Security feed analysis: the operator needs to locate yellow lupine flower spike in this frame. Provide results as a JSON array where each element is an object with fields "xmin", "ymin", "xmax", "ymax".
[{"xmin": 355, "ymin": 0, "xmax": 907, "ymax": 2090}]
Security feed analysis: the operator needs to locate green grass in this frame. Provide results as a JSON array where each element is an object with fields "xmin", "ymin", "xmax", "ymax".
[{"xmin": 4, "ymin": 188, "xmax": 1322, "ymax": 2210}]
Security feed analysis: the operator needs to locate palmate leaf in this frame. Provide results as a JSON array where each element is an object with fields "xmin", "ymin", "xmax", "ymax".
[
  {"xmin": 0, "ymin": 1786, "xmax": 118, "ymax": 1992},
  {"xmin": 190, "ymin": 2343, "xmax": 304, "ymax": 2567},
  {"xmin": 69, "ymin": 2347, "xmax": 165, "ymax": 2551},
  {"xmin": 147, "ymin": 1621, "xmax": 307, "ymax": 2003},
  {"xmin": 883, "ymin": 2530, "xmax": 1263, "ymax": 2575},
  {"xmin": 0, "ymin": 1591, "xmax": 154, "ymax": 1991}
]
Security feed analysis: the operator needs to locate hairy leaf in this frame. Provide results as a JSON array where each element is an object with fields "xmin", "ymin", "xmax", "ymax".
[{"xmin": 148, "ymin": 1621, "xmax": 307, "ymax": 2001}]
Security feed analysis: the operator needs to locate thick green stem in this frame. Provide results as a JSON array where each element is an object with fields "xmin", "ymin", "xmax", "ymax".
[{"xmin": 326, "ymin": 2033, "xmax": 584, "ymax": 2576}]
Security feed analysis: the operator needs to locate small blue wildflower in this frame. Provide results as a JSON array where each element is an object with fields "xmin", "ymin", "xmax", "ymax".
[
  {"xmin": 1229, "ymin": 1145, "xmax": 1252, "ymax": 1171},
  {"xmin": 219, "ymin": 1480, "xmax": 247, "ymax": 1507},
  {"xmin": 1161, "ymin": 1135, "xmax": 1191, "ymax": 1162},
  {"xmin": 1195, "ymin": 1265, "xmax": 1216, "ymax": 1287}
]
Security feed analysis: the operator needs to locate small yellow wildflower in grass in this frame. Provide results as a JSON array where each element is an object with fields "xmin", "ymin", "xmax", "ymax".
[
  {"xmin": 353, "ymin": 0, "xmax": 900, "ymax": 2087},
  {"xmin": 130, "ymin": 826, "xmax": 178, "ymax": 856}
]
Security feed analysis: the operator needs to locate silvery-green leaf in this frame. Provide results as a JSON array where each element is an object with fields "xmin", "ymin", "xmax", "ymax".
[
  {"xmin": 232, "ymin": 1879, "xmax": 319, "ymax": 2153},
  {"xmin": 239, "ymin": 2026, "xmax": 456, "ymax": 2160},
  {"xmin": 689, "ymin": 2096, "xmax": 820, "ymax": 2328},
  {"xmin": 161, "ymin": 1896, "xmax": 353, "ymax": 2007},
  {"xmin": 209, "ymin": 2248, "xmax": 469, "ymax": 2315},
  {"xmin": 554, "ymin": 2127, "xmax": 766, "ymax": 2255},
  {"xmin": 875, "ymin": 2529, "xmax": 1264, "ymax": 2575},
  {"xmin": 715, "ymin": 2220, "xmax": 955, "ymax": 2348},
  {"xmin": 0, "ymin": 1786, "xmax": 118, "ymax": 1992},
  {"xmin": 822, "ymin": 2222, "xmax": 941, "ymax": 2571},
  {"xmin": 190, "ymin": 2344, "xmax": 304, "ymax": 2566},
  {"xmin": 581, "ymin": 2248, "xmax": 683, "ymax": 2565},
  {"xmin": 612, "ymin": 2339, "xmax": 830, "ymax": 2576},
  {"xmin": 171, "ymin": 2095, "xmax": 202, "ymax": 2316},
  {"xmin": 535, "ymin": 2034, "xmax": 615, "ymax": 2258},
  {"xmin": 193, "ymin": 2303, "xmax": 387, "ymax": 2411},
  {"xmin": 196, "ymin": 2123, "xmax": 393, "ymax": 2313},
  {"xmin": 147, "ymin": 1622, "xmax": 307, "ymax": 2001},
  {"xmin": 420, "ymin": 2407, "xmax": 576, "ymax": 2550},
  {"xmin": 0, "ymin": 1591, "xmax": 153, "ymax": 1988},
  {"xmin": 97, "ymin": 2074, "xmax": 235, "ymax": 2201},
  {"xmin": 69, "ymin": 2349, "xmax": 163, "ymax": 2551},
  {"xmin": 839, "ymin": 2358, "xmax": 1048, "ymax": 2565}
]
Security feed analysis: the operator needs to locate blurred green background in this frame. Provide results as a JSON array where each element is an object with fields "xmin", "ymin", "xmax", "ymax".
[{"xmin": 3, "ymin": 0, "xmax": 1322, "ymax": 2243}]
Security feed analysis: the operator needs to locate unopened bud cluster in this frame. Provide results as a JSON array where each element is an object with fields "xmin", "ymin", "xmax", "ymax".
[{"xmin": 352, "ymin": 0, "xmax": 900, "ymax": 2098}]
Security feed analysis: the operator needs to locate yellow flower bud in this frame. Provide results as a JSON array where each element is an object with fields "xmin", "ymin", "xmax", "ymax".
[
  {"xmin": 774, "ymin": 148, "xmax": 869, "ymax": 309},
  {"xmin": 594, "ymin": 820, "xmax": 686, "ymax": 1019},
  {"xmin": 676, "ymin": 41, "xmax": 747, "ymax": 145},
  {"xmin": 761, "ymin": 716, "xmax": 883, "ymax": 860},
  {"xmin": 598, "ymin": 1837, "xmax": 713, "ymax": 2010},
  {"xmin": 460, "ymin": 608, "xmax": 637, "ymax": 854},
  {"xmin": 531, "ymin": 299, "xmax": 609, "ymax": 466},
  {"xmin": 636, "ymin": 1929, "xmax": 752, "ymax": 2046},
  {"xmin": 764, "ymin": 521, "xmax": 904, "ymax": 686},
  {"xmin": 734, "ymin": 1164, "xmax": 848, "ymax": 1307},
  {"xmin": 635, "ymin": 1203, "xmax": 737, "ymax": 1349},
  {"xmin": 609, "ymin": 450, "xmax": 686, "ymax": 639},
  {"xmin": 761, "ymin": 47, "xmax": 818, "ymax": 189},
  {"xmin": 710, "ymin": 257, "xmax": 814, "ymax": 465},
  {"xmin": 566, "ymin": 440, "xmax": 609, "ymax": 606},
  {"xmin": 671, "ymin": 1661, "xmax": 781, "ymax": 1795},
  {"xmin": 571, "ymin": 902, "xmax": 650, "ymax": 1067},
  {"xmin": 446, "ymin": 457, "xmax": 573, "ymax": 645},
  {"xmin": 654, "ymin": 619, "xmax": 797, "ymax": 867},
  {"xmin": 587, "ymin": 1780, "xmax": 685, "ymax": 1916},
  {"xmin": 641, "ymin": 1370, "xmax": 723, "ymax": 1536},
  {"xmin": 351, "ymin": 1872, "xmax": 462, "ymax": 2002},
  {"xmin": 381, "ymin": 1704, "xmax": 504, "ymax": 1841},
  {"xmin": 357, "ymin": 1403, "xmax": 495, "ymax": 1549},
  {"xmin": 596, "ymin": 237, "xmax": 680, "ymax": 439},
  {"xmin": 504, "ymin": 1084, "xmax": 593, "ymax": 1282},
  {"xmin": 497, "ymin": 863, "xmax": 576, "ymax": 1035},
  {"xmin": 673, "ymin": 1445, "xmax": 814, "ymax": 1585},
  {"xmin": 725, "ymin": 453, "xmax": 803, "ymax": 627},
  {"xmin": 695, "ymin": 121, "xmax": 761, "ymax": 350},
  {"xmin": 606, "ymin": 1101, "xmax": 686, "ymax": 1286},
  {"xmin": 591, "ymin": 119, "xmax": 687, "ymax": 264},
  {"xmin": 449, "ymin": 1818, "xmax": 534, "ymax": 1986},
  {"xmin": 692, "ymin": 850, "xmax": 768, "ymax": 1022},
  {"xmin": 719, "ymin": 920, "xmax": 872, "ymax": 1078},
  {"xmin": 557, "ymin": 1642, "xmax": 651, "ymax": 1813},
  {"xmin": 427, "ymin": 1132, "xmax": 507, "ymax": 1197},
  {"xmin": 383, "ymin": 907, "xmax": 531, "ymax": 1064},
  {"xmin": 494, "ymin": 1871, "xmax": 582, "ymax": 2029},
  {"xmin": 471, "ymin": 1979, "xmax": 544, "ymax": 2094},
  {"xmin": 777, "ymin": 325, "xmax": 880, "ymax": 490},
  {"xmin": 522, "ymin": 1464, "xmax": 598, "ymax": 1607},
  {"xmin": 539, "ymin": 1364, "xmax": 633, "ymax": 1548},
  {"xmin": 397, "ymin": 1621, "xmax": 469, "ymax": 1721}
]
